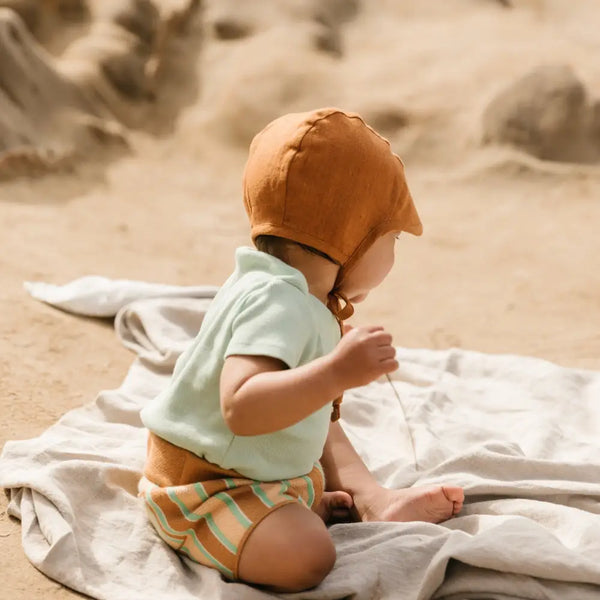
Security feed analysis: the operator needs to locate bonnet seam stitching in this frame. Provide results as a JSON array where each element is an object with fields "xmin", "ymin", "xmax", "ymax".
[{"xmin": 281, "ymin": 109, "xmax": 347, "ymax": 227}]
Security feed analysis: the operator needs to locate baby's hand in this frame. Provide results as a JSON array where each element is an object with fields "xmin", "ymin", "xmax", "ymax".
[{"xmin": 330, "ymin": 325, "xmax": 398, "ymax": 389}]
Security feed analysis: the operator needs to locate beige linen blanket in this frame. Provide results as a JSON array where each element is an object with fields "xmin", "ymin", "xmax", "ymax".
[{"xmin": 1, "ymin": 278, "xmax": 600, "ymax": 599}]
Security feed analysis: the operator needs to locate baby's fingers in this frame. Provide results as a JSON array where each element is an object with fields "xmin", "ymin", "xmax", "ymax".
[
  {"xmin": 364, "ymin": 325, "xmax": 385, "ymax": 334},
  {"xmin": 372, "ymin": 331, "xmax": 393, "ymax": 346},
  {"xmin": 379, "ymin": 357, "xmax": 399, "ymax": 374},
  {"xmin": 378, "ymin": 346, "xmax": 397, "ymax": 361}
]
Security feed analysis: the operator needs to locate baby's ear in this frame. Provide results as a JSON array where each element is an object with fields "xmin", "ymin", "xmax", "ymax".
[{"xmin": 342, "ymin": 323, "xmax": 354, "ymax": 336}]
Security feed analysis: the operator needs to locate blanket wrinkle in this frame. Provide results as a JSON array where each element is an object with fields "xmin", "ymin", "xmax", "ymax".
[
  {"xmin": 115, "ymin": 297, "xmax": 213, "ymax": 368},
  {"xmin": 0, "ymin": 277, "xmax": 599, "ymax": 599}
]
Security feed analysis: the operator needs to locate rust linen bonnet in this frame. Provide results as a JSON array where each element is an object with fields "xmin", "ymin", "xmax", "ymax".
[{"xmin": 243, "ymin": 107, "xmax": 423, "ymax": 321}]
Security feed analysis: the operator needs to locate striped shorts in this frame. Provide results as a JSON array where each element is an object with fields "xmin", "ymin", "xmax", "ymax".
[{"xmin": 139, "ymin": 433, "xmax": 324, "ymax": 580}]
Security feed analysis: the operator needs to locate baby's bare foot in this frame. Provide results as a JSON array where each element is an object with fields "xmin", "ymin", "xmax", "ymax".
[
  {"xmin": 314, "ymin": 490, "xmax": 353, "ymax": 524},
  {"xmin": 357, "ymin": 485, "xmax": 464, "ymax": 524}
]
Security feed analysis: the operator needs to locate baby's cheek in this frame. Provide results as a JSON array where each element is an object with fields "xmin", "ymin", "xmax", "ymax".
[{"xmin": 349, "ymin": 292, "xmax": 368, "ymax": 303}]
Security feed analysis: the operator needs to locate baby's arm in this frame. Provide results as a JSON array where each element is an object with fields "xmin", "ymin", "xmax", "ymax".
[{"xmin": 220, "ymin": 326, "xmax": 398, "ymax": 436}]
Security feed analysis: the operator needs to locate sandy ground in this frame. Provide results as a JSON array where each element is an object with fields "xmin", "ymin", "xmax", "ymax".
[{"xmin": 1, "ymin": 0, "xmax": 600, "ymax": 597}]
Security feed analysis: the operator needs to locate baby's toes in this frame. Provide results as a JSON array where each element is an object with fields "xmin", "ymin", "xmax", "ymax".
[
  {"xmin": 321, "ymin": 491, "xmax": 353, "ymax": 524},
  {"xmin": 442, "ymin": 486, "xmax": 464, "ymax": 515},
  {"xmin": 328, "ymin": 491, "xmax": 353, "ymax": 509},
  {"xmin": 442, "ymin": 486, "xmax": 464, "ymax": 504}
]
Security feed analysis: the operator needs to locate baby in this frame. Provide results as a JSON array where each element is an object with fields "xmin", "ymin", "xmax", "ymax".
[{"xmin": 139, "ymin": 108, "xmax": 464, "ymax": 592}]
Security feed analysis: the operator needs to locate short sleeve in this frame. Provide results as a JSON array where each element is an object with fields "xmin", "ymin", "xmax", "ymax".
[{"xmin": 224, "ymin": 280, "xmax": 313, "ymax": 368}]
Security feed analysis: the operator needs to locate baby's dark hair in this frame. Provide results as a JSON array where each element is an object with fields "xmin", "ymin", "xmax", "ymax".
[{"xmin": 254, "ymin": 235, "xmax": 340, "ymax": 266}]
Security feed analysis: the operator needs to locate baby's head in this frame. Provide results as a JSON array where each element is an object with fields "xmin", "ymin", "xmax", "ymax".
[{"xmin": 242, "ymin": 108, "xmax": 422, "ymax": 319}]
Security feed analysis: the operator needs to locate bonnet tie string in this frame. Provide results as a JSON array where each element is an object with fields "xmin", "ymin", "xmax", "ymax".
[{"xmin": 326, "ymin": 289, "xmax": 354, "ymax": 422}]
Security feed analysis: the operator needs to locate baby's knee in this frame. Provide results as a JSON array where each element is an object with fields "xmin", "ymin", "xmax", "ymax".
[
  {"xmin": 283, "ymin": 530, "xmax": 337, "ymax": 591},
  {"xmin": 237, "ymin": 504, "xmax": 337, "ymax": 591}
]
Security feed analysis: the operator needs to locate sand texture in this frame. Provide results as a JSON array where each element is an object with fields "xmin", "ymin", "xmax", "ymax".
[{"xmin": 1, "ymin": 0, "xmax": 600, "ymax": 597}]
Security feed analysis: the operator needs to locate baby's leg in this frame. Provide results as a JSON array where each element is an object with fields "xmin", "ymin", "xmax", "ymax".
[{"xmin": 237, "ymin": 502, "xmax": 336, "ymax": 592}]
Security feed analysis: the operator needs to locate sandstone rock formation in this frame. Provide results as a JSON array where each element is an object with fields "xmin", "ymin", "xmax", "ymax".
[
  {"xmin": 195, "ymin": 0, "xmax": 360, "ymax": 146},
  {"xmin": 0, "ymin": 0, "xmax": 199, "ymax": 179},
  {"xmin": 203, "ymin": 0, "xmax": 358, "ymax": 55},
  {"xmin": 0, "ymin": 0, "xmax": 368, "ymax": 177},
  {"xmin": 0, "ymin": 8, "xmax": 118, "ymax": 179},
  {"xmin": 482, "ymin": 64, "xmax": 600, "ymax": 163}
]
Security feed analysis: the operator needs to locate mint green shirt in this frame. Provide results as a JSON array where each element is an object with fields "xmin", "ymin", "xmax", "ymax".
[{"xmin": 140, "ymin": 247, "xmax": 341, "ymax": 481}]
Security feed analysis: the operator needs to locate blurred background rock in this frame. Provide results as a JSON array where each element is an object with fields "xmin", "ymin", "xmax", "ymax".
[{"xmin": 1, "ymin": 0, "xmax": 599, "ymax": 178}]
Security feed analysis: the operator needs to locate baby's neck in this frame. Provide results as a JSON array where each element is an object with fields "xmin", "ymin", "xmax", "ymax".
[{"xmin": 284, "ymin": 247, "xmax": 339, "ymax": 305}]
